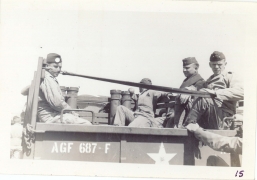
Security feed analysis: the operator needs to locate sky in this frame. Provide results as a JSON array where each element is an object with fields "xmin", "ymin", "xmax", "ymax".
[{"xmin": 0, "ymin": 0, "xmax": 256, "ymax": 119}]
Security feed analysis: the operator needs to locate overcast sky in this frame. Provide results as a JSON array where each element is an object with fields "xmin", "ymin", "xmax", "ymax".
[{"xmin": 0, "ymin": 0, "xmax": 256, "ymax": 119}]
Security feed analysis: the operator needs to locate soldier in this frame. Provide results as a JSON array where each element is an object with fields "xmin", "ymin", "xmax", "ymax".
[
  {"xmin": 166, "ymin": 57, "xmax": 205, "ymax": 128},
  {"xmin": 184, "ymin": 51, "xmax": 244, "ymax": 129},
  {"xmin": 37, "ymin": 53, "xmax": 92, "ymax": 125},
  {"xmin": 10, "ymin": 116, "xmax": 23, "ymax": 159},
  {"xmin": 114, "ymin": 78, "xmax": 170, "ymax": 128},
  {"xmin": 186, "ymin": 123, "xmax": 242, "ymax": 154}
]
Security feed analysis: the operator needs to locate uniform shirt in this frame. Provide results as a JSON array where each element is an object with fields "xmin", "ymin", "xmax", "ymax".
[
  {"xmin": 180, "ymin": 73, "xmax": 205, "ymax": 90},
  {"xmin": 204, "ymin": 71, "xmax": 244, "ymax": 115},
  {"xmin": 10, "ymin": 123, "xmax": 23, "ymax": 149},
  {"xmin": 194, "ymin": 127, "xmax": 242, "ymax": 154},
  {"xmin": 38, "ymin": 71, "xmax": 71, "ymax": 122},
  {"xmin": 136, "ymin": 90, "xmax": 166, "ymax": 118},
  {"xmin": 177, "ymin": 73, "xmax": 205, "ymax": 105}
]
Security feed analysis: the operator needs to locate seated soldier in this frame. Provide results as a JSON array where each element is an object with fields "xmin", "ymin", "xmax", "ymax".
[
  {"xmin": 37, "ymin": 53, "xmax": 92, "ymax": 124},
  {"xmin": 184, "ymin": 51, "xmax": 244, "ymax": 129},
  {"xmin": 166, "ymin": 57, "xmax": 205, "ymax": 128},
  {"xmin": 114, "ymin": 78, "xmax": 170, "ymax": 128}
]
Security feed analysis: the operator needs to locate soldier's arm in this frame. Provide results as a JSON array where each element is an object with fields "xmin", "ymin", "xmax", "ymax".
[
  {"xmin": 194, "ymin": 79, "xmax": 206, "ymax": 90},
  {"xmin": 153, "ymin": 91, "xmax": 174, "ymax": 102},
  {"xmin": 151, "ymin": 90, "xmax": 164, "ymax": 99},
  {"xmin": 177, "ymin": 85, "xmax": 196, "ymax": 104},
  {"xmin": 131, "ymin": 93, "xmax": 138, "ymax": 102},
  {"xmin": 215, "ymin": 73, "xmax": 244, "ymax": 101},
  {"xmin": 193, "ymin": 127, "xmax": 242, "ymax": 154},
  {"xmin": 40, "ymin": 77, "xmax": 71, "ymax": 112}
]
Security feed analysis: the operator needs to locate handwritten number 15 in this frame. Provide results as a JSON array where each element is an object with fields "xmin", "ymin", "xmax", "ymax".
[{"xmin": 235, "ymin": 170, "xmax": 244, "ymax": 177}]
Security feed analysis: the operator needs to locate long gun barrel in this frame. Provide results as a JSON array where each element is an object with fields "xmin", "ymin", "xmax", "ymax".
[{"xmin": 61, "ymin": 71, "xmax": 211, "ymax": 98}]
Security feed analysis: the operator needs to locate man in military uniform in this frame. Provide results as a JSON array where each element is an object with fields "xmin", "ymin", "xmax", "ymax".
[
  {"xmin": 37, "ymin": 53, "xmax": 92, "ymax": 125},
  {"xmin": 10, "ymin": 116, "xmax": 23, "ymax": 159},
  {"xmin": 114, "ymin": 78, "xmax": 170, "ymax": 128},
  {"xmin": 184, "ymin": 51, "xmax": 244, "ymax": 129},
  {"xmin": 166, "ymin": 57, "xmax": 205, "ymax": 128}
]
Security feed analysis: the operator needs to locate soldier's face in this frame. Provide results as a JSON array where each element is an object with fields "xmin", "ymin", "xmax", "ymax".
[
  {"xmin": 47, "ymin": 62, "xmax": 62, "ymax": 77},
  {"xmin": 183, "ymin": 64, "xmax": 197, "ymax": 78},
  {"xmin": 209, "ymin": 60, "xmax": 227, "ymax": 75}
]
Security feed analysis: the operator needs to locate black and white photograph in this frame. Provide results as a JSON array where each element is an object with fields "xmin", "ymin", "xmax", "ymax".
[{"xmin": 0, "ymin": 0, "xmax": 256, "ymax": 179}]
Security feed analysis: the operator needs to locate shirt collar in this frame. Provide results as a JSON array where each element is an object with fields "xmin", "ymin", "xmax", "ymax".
[
  {"xmin": 45, "ymin": 71, "xmax": 52, "ymax": 77},
  {"xmin": 211, "ymin": 70, "xmax": 227, "ymax": 78},
  {"xmin": 45, "ymin": 71, "xmax": 59, "ymax": 84},
  {"xmin": 140, "ymin": 89, "xmax": 148, "ymax": 95},
  {"xmin": 185, "ymin": 72, "xmax": 198, "ymax": 81}
]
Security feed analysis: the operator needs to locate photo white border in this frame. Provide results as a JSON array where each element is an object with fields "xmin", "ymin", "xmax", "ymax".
[{"xmin": 0, "ymin": 0, "xmax": 256, "ymax": 179}]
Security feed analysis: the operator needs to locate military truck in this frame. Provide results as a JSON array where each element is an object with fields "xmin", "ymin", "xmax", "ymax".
[{"xmin": 21, "ymin": 57, "xmax": 242, "ymax": 166}]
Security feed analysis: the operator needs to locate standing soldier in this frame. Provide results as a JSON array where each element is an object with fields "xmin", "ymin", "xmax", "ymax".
[
  {"xmin": 184, "ymin": 51, "xmax": 244, "ymax": 129},
  {"xmin": 166, "ymin": 57, "xmax": 205, "ymax": 128},
  {"xmin": 10, "ymin": 116, "xmax": 23, "ymax": 159},
  {"xmin": 37, "ymin": 53, "xmax": 92, "ymax": 125}
]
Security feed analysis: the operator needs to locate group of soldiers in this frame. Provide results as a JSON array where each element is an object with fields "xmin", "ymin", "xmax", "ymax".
[
  {"xmin": 18, "ymin": 51, "xmax": 243, "ymax": 158},
  {"xmin": 110, "ymin": 51, "xmax": 243, "ymax": 156},
  {"xmin": 31, "ymin": 51, "xmax": 243, "ymax": 131},
  {"xmin": 114, "ymin": 51, "xmax": 243, "ymax": 131}
]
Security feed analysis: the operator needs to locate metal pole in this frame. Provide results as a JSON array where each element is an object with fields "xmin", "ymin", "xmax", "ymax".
[{"xmin": 61, "ymin": 71, "xmax": 212, "ymax": 98}]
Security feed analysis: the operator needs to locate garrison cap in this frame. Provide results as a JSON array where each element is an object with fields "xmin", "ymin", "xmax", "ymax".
[
  {"xmin": 210, "ymin": 51, "xmax": 225, "ymax": 61},
  {"xmin": 46, "ymin": 53, "xmax": 62, "ymax": 63},
  {"xmin": 140, "ymin": 78, "xmax": 152, "ymax": 85},
  {"xmin": 182, "ymin": 57, "xmax": 198, "ymax": 66}
]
